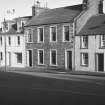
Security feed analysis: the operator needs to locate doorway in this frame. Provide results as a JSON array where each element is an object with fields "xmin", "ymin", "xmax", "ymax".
[
  {"xmin": 66, "ymin": 50, "xmax": 72, "ymax": 70},
  {"xmin": 96, "ymin": 53, "xmax": 104, "ymax": 72},
  {"xmin": 27, "ymin": 50, "xmax": 32, "ymax": 67}
]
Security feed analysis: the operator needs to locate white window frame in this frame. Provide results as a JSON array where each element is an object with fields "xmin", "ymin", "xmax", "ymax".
[
  {"xmin": 37, "ymin": 27, "xmax": 44, "ymax": 43},
  {"xmin": 0, "ymin": 36, "xmax": 2, "ymax": 46},
  {"xmin": 27, "ymin": 28, "xmax": 33, "ymax": 43},
  {"xmin": 50, "ymin": 25, "xmax": 57, "ymax": 42},
  {"xmin": 63, "ymin": 24, "xmax": 71, "ymax": 42},
  {"xmin": 50, "ymin": 49, "xmax": 57, "ymax": 66},
  {"xmin": 100, "ymin": 35, "xmax": 105, "ymax": 48},
  {"xmin": 0, "ymin": 52, "xmax": 3, "ymax": 61},
  {"xmin": 8, "ymin": 36, "xmax": 11, "ymax": 46},
  {"xmin": 81, "ymin": 53, "xmax": 88, "ymax": 66},
  {"xmin": 81, "ymin": 36, "xmax": 88, "ymax": 49},
  {"xmin": 38, "ymin": 49, "xmax": 44, "ymax": 65},
  {"xmin": 17, "ymin": 36, "xmax": 20, "ymax": 46}
]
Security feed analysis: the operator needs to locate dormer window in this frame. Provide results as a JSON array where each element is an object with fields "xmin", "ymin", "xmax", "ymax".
[
  {"xmin": 17, "ymin": 21, "xmax": 25, "ymax": 32},
  {"xmin": 3, "ymin": 21, "xmax": 8, "ymax": 32},
  {"xmin": 83, "ymin": 0, "xmax": 89, "ymax": 9}
]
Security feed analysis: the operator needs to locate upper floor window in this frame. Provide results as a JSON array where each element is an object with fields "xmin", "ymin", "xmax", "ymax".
[
  {"xmin": 38, "ymin": 49, "xmax": 44, "ymax": 65},
  {"xmin": 81, "ymin": 53, "xmax": 88, "ymax": 66},
  {"xmin": 27, "ymin": 29, "xmax": 33, "ymax": 43},
  {"xmin": 50, "ymin": 26, "xmax": 57, "ymax": 42},
  {"xmin": 100, "ymin": 35, "xmax": 105, "ymax": 48},
  {"xmin": 50, "ymin": 49, "xmax": 57, "ymax": 66},
  {"xmin": 8, "ymin": 36, "xmax": 11, "ymax": 46},
  {"xmin": 63, "ymin": 25, "xmax": 70, "ymax": 42},
  {"xmin": 17, "ymin": 36, "xmax": 20, "ymax": 45},
  {"xmin": 0, "ymin": 52, "xmax": 3, "ymax": 61},
  {"xmin": 0, "ymin": 36, "xmax": 2, "ymax": 46},
  {"xmin": 38, "ymin": 27, "xmax": 44, "ymax": 42},
  {"xmin": 81, "ymin": 36, "xmax": 88, "ymax": 49}
]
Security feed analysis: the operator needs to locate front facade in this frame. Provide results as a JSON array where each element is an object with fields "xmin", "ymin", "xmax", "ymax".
[
  {"xmin": 0, "ymin": 16, "xmax": 31, "ymax": 68},
  {"xmin": 75, "ymin": 14, "xmax": 105, "ymax": 72},
  {"xmin": 25, "ymin": 23, "xmax": 75, "ymax": 71},
  {"xmin": 25, "ymin": 4, "xmax": 83, "ymax": 71}
]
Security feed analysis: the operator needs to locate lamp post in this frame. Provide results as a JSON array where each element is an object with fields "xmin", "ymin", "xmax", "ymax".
[{"xmin": 3, "ymin": 18, "xmax": 7, "ymax": 72}]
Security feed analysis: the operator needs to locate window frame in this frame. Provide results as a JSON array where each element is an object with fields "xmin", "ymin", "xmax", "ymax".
[
  {"xmin": 0, "ymin": 36, "xmax": 2, "ymax": 46},
  {"xmin": 27, "ymin": 28, "xmax": 33, "ymax": 43},
  {"xmin": 0, "ymin": 52, "xmax": 3, "ymax": 61},
  {"xmin": 80, "ymin": 53, "xmax": 89, "ymax": 67},
  {"xmin": 50, "ymin": 49, "xmax": 57, "ymax": 66},
  {"xmin": 100, "ymin": 35, "xmax": 105, "ymax": 48},
  {"xmin": 80, "ymin": 35, "xmax": 88, "ymax": 49},
  {"xmin": 38, "ymin": 49, "xmax": 44, "ymax": 65},
  {"xmin": 63, "ymin": 24, "xmax": 71, "ymax": 42},
  {"xmin": 17, "ymin": 36, "xmax": 20, "ymax": 45},
  {"xmin": 50, "ymin": 25, "xmax": 57, "ymax": 42},
  {"xmin": 8, "ymin": 36, "xmax": 11, "ymax": 46},
  {"xmin": 37, "ymin": 27, "xmax": 44, "ymax": 43}
]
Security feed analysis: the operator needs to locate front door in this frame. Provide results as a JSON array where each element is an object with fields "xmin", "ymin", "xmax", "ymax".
[
  {"xmin": 27, "ymin": 50, "xmax": 32, "ymax": 67},
  {"xmin": 97, "ymin": 54, "xmax": 104, "ymax": 72},
  {"xmin": 66, "ymin": 51, "xmax": 72, "ymax": 70}
]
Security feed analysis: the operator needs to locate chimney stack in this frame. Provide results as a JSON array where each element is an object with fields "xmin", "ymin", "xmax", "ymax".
[{"xmin": 99, "ymin": 0, "xmax": 103, "ymax": 14}]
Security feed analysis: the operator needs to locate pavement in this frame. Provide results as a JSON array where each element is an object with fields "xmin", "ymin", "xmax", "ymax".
[
  {"xmin": 8, "ymin": 71, "xmax": 105, "ymax": 82},
  {"xmin": 0, "ymin": 71, "xmax": 105, "ymax": 105}
]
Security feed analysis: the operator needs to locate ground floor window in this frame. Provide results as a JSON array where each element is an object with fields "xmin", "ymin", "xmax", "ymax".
[
  {"xmin": 81, "ymin": 53, "xmax": 88, "ymax": 66},
  {"xmin": 50, "ymin": 49, "xmax": 57, "ymax": 66},
  {"xmin": 16, "ymin": 53, "xmax": 22, "ymax": 64},
  {"xmin": 38, "ymin": 49, "xmax": 44, "ymax": 65},
  {"xmin": 0, "ymin": 52, "xmax": 3, "ymax": 60}
]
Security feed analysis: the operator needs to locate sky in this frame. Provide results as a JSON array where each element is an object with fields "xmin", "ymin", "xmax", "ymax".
[
  {"xmin": 0, "ymin": 0, "xmax": 105, "ymax": 22},
  {"xmin": 0, "ymin": 0, "xmax": 82, "ymax": 21}
]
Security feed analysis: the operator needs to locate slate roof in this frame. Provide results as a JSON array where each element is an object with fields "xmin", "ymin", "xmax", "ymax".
[
  {"xmin": 14, "ymin": 16, "xmax": 32, "ymax": 21},
  {"xmin": 26, "ymin": 4, "xmax": 83, "ymax": 27},
  {"xmin": 78, "ymin": 14, "xmax": 105, "ymax": 35},
  {"xmin": 0, "ymin": 24, "xmax": 23, "ymax": 35}
]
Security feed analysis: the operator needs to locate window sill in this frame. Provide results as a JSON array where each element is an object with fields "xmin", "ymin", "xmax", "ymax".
[
  {"xmin": 50, "ymin": 41, "xmax": 57, "ymax": 43},
  {"xmin": 50, "ymin": 64, "xmax": 58, "ymax": 67},
  {"xmin": 17, "ymin": 63, "xmax": 22, "ymax": 64},
  {"xmin": 99, "ymin": 47, "xmax": 105, "ymax": 49},
  {"xmin": 63, "ymin": 40, "xmax": 73, "ymax": 43},
  {"xmin": 80, "ymin": 64, "xmax": 88, "ymax": 67},
  {"xmin": 27, "ymin": 42, "xmax": 33, "ymax": 43},
  {"xmin": 37, "ymin": 42, "xmax": 44, "ymax": 43},
  {"xmin": 38, "ymin": 64, "xmax": 45, "ymax": 66},
  {"xmin": 80, "ymin": 47, "xmax": 88, "ymax": 49}
]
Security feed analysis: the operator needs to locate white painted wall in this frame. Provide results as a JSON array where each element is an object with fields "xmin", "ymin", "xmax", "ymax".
[
  {"xmin": 0, "ymin": 34, "xmax": 26, "ymax": 68},
  {"xmin": 75, "ymin": 35, "xmax": 105, "ymax": 72}
]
